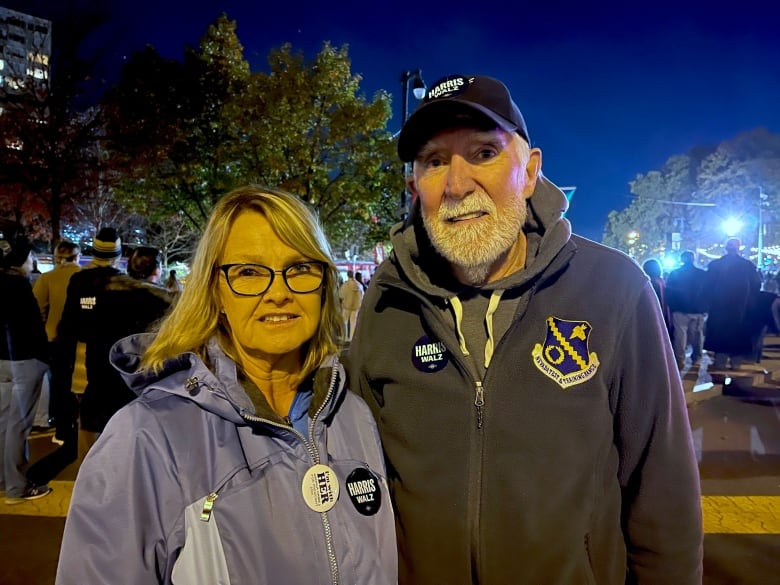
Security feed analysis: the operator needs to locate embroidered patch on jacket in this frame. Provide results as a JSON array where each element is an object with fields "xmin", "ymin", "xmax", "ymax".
[
  {"xmin": 532, "ymin": 317, "xmax": 599, "ymax": 389},
  {"xmin": 411, "ymin": 335, "xmax": 449, "ymax": 373}
]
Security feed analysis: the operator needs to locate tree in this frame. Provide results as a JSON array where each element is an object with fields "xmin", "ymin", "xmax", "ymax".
[
  {"xmin": 602, "ymin": 128, "xmax": 780, "ymax": 264},
  {"xmin": 103, "ymin": 19, "xmax": 402, "ymax": 259},
  {"xmin": 238, "ymin": 42, "xmax": 400, "ymax": 253},
  {"xmin": 103, "ymin": 14, "xmax": 251, "ymax": 236},
  {"xmin": 0, "ymin": 7, "xmax": 113, "ymax": 248}
]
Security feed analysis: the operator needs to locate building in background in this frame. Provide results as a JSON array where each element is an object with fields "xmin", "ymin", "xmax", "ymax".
[{"xmin": 0, "ymin": 5, "xmax": 51, "ymax": 113}]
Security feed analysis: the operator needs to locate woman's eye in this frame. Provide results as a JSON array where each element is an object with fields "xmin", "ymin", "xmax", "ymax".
[
  {"xmin": 288, "ymin": 262, "xmax": 312, "ymax": 275},
  {"xmin": 237, "ymin": 266, "xmax": 262, "ymax": 277}
]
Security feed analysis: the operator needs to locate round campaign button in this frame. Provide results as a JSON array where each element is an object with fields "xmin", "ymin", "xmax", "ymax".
[
  {"xmin": 301, "ymin": 464, "xmax": 340, "ymax": 513},
  {"xmin": 345, "ymin": 468, "xmax": 382, "ymax": 516},
  {"xmin": 411, "ymin": 335, "xmax": 449, "ymax": 373}
]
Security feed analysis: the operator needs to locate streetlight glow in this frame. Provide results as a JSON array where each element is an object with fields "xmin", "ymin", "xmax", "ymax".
[{"xmin": 721, "ymin": 217, "xmax": 743, "ymax": 237}]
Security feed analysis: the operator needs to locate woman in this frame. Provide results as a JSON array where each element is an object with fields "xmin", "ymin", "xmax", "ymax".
[{"xmin": 56, "ymin": 186, "xmax": 397, "ymax": 584}]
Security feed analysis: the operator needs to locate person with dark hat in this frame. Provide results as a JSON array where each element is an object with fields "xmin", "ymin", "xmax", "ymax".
[
  {"xmin": 0, "ymin": 237, "xmax": 53, "ymax": 503},
  {"xmin": 55, "ymin": 227, "xmax": 124, "ymax": 458},
  {"xmin": 349, "ymin": 74, "xmax": 703, "ymax": 584}
]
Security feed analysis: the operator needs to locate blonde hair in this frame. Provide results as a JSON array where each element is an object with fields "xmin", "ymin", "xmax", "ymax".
[{"xmin": 142, "ymin": 186, "xmax": 343, "ymax": 383}]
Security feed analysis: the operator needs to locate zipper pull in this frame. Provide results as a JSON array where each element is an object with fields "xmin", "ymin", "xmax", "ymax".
[
  {"xmin": 474, "ymin": 381, "xmax": 485, "ymax": 429},
  {"xmin": 200, "ymin": 492, "xmax": 218, "ymax": 522}
]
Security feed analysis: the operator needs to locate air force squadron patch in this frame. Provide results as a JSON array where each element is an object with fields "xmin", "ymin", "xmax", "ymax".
[{"xmin": 532, "ymin": 317, "xmax": 599, "ymax": 389}]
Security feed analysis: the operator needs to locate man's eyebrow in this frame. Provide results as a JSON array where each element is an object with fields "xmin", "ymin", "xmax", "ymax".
[{"xmin": 416, "ymin": 142, "xmax": 441, "ymax": 160}]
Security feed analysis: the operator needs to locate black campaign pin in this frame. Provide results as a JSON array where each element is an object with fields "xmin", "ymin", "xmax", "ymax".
[{"xmin": 345, "ymin": 468, "xmax": 382, "ymax": 516}]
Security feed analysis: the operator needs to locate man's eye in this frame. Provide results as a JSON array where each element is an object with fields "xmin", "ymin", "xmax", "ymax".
[{"xmin": 476, "ymin": 148, "xmax": 496, "ymax": 159}]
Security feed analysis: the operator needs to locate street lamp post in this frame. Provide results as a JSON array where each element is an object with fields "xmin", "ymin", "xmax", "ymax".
[
  {"xmin": 399, "ymin": 69, "xmax": 426, "ymax": 221},
  {"xmin": 758, "ymin": 187, "xmax": 768, "ymax": 268}
]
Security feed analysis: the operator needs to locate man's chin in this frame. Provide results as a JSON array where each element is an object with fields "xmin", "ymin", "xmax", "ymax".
[{"xmin": 451, "ymin": 261, "xmax": 493, "ymax": 286}]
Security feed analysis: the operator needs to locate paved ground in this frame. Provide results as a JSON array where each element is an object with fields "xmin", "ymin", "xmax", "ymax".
[{"xmin": 2, "ymin": 336, "xmax": 780, "ymax": 584}]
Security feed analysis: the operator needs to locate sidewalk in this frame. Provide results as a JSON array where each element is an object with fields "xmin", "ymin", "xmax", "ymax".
[{"xmin": 683, "ymin": 334, "xmax": 780, "ymax": 406}]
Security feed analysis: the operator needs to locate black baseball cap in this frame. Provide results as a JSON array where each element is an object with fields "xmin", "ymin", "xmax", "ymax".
[{"xmin": 398, "ymin": 74, "xmax": 531, "ymax": 162}]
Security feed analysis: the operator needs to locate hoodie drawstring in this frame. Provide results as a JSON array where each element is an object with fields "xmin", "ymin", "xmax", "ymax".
[
  {"xmin": 448, "ymin": 296, "xmax": 470, "ymax": 357},
  {"xmin": 484, "ymin": 290, "xmax": 504, "ymax": 369}
]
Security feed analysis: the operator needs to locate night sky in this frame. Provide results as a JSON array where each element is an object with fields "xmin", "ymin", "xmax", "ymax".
[{"xmin": 12, "ymin": 0, "xmax": 780, "ymax": 241}]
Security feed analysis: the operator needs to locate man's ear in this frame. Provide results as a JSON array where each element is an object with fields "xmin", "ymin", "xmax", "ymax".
[
  {"xmin": 406, "ymin": 174, "xmax": 417, "ymax": 198},
  {"xmin": 524, "ymin": 148, "xmax": 543, "ymax": 198}
]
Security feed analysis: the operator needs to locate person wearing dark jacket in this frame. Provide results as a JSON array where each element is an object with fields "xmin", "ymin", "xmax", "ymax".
[
  {"xmin": 0, "ymin": 238, "xmax": 52, "ymax": 503},
  {"xmin": 349, "ymin": 74, "xmax": 703, "ymax": 584},
  {"xmin": 76, "ymin": 246, "xmax": 172, "ymax": 443},
  {"xmin": 703, "ymin": 238, "xmax": 762, "ymax": 370},
  {"xmin": 55, "ymin": 227, "xmax": 123, "ymax": 458},
  {"xmin": 666, "ymin": 250, "xmax": 708, "ymax": 369},
  {"xmin": 642, "ymin": 258, "xmax": 673, "ymax": 339}
]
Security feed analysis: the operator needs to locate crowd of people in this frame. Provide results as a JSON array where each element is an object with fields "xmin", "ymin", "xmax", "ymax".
[
  {"xmin": 1, "ymin": 73, "xmax": 724, "ymax": 584},
  {"xmin": 1, "ymin": 230, "xmax": 175, "ymax": 505},
  {"xmin": 644, "ymin": 237, "xmax": 780, "ymax": 371}
]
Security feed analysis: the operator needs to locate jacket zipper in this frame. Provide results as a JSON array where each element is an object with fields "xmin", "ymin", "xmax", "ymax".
[
  {"xmin": 474, "ymin": 380, "xmax": 485, "ymax": 429},
  {"xmin": 195, "ymin": 363, "xmax": 342, "ymax": 585},
  {"xmin": 379, "ymin": 277, "xmax": 489, "ymax": 575}
]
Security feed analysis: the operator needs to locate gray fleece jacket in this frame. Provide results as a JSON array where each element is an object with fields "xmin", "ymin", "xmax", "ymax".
[{"xmin": 349, "ymin": 175, "xmax": 703, "ymax": 584}]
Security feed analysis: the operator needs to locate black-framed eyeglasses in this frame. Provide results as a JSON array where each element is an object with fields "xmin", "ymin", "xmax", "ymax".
[{"xmin": 219, "ymin": 261, "xmax": 326, "ymax": 296}]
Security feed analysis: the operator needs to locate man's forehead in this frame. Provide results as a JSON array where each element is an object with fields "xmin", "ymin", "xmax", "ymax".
[{"xmin": 417, "ymin": 126, "xmax": 515, "ymax": 155}]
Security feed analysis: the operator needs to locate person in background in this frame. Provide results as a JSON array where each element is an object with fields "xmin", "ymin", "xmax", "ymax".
[
  {"xmin": 703, "ymin": 237, "xmax": 762, "ymax": 370},
  {"xmin": 56, "ymin": 227, "xmax": 124, "ymax": 457},
  {"xmin": 665, "ymin": 250, "xmax": 708, "ymax": 369},
  {"xmin": 642, "ymin": 258, "xmax": 673, "ymax": 339},
  {"xmin": 29, "ymin": 257, "xmax": 42, "ymax": 285},
  {"xmin": 164, "ymin": 268, "xmax": 183, "ymax": 294},
  {"xmin": 338, "ymin": 269, "xmax": 363, "ymax": 342},
  {"xmin": 74, "ymin": 246, "xmax": 172, "ymax": 448},
  {"xmin": 32, "ymin": 242, "xmax": 82, "ymax": 440},
  {"xmin": 0, "ymin": 237, "xmax": 52, "ymax": 504},
  {"xmin": 349, "ymin": 74, "xmax": 702, "ymax": 584},
  {"xmin": 57, "ymin": 186, "xmax": 396, "ymax": 585},
  {"xmin": 355, "ymin": 270, "xmax": 368, "ymax": 292}
]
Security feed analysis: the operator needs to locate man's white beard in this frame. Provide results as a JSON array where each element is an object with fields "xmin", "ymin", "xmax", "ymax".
[{"xmin": 423, "ymin": 191, "xmax": 527, "ymax": 286}]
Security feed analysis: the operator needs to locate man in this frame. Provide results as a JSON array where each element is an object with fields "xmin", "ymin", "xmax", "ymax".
[
  {"xmin": 338, "ymin": 269, "xmax": 363, "ymax": 342},
  {"xmin": 703, "ymin": 237, "xmax": 762, "ymax": 370},
  {"xmin": 32, "ymin": 241, "xmax": 81, "ymax": 439},
  {"xmin": 77, "ymin": 246, "xmax": 171, "ymax": 443},
  {"xmin": 355, "ymin": 270, "xmax": 368, "ymax": 292},
  {"xmin": 349, "ymin": 74, "xmax": 702, "ymax": 584},
  {"xmin": 665, "ymin": 250, "xmax": 708, "ymax": 369},
  {"xmin": 56, "ymin": 227, "xmax": 124, "ymax": 455},
  {"xmin": 642, "ymin": 258, "xmax": 672, "ymax": 339},
  {"xmin": 0, "ymin": 237, "xmax": 52, "ymax": 503}
]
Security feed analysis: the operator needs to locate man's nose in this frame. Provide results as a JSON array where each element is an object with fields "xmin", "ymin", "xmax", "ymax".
[{"xmin": 444, "ymin": 155, "xmax": 475, "ymax": 200}]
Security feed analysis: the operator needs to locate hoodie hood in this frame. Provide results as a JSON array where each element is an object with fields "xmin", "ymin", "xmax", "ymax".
[
  {"xmin": 110, "ymin": 333, "xmax": 345, "ymax": 427},
  {"xmin": 390, "ymin": 173, "xmax": 573, "ymax": 297}
]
